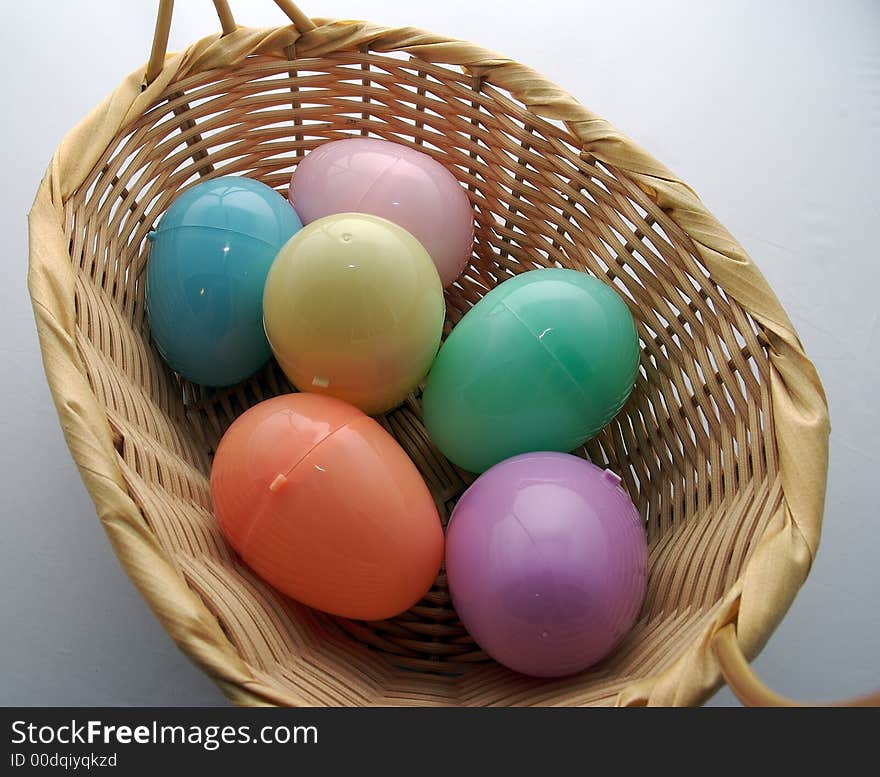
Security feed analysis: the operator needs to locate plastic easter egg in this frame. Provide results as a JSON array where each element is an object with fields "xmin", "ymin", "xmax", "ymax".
[
  {"xmin": 422, "ymin": 268, "xmax": 639, "ymax": 473},
  {"xmin": 263, "ymin": 213, "xmax": 445, "ymax": 415},
  {"xmin": 446, "ymin": 452, "xmax": 647, "ymax": 677},
  {"xmin": 289, "ymin": 138, "xmax": 474, "ymax": 287},
  {"xmin": 210, "ymin": 393, "xmax": 444, "ymax": 620},
  {"xmin": 146, "ymin": 176, "xmax": 302, "ymax": 386}
]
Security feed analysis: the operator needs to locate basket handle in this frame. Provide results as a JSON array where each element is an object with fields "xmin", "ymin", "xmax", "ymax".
[
  {"xmin": 145, "ymin": 0, "xmax": 317, "ymax": 85},
  {"xmin": 712, "ymin": 624, "xmax": 880, "ymax": 706}
]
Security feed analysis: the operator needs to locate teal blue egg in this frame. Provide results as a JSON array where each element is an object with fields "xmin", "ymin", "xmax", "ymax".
[{"xmin": 146, "ymin": 176, "xmax": 302, "ymax": 386}]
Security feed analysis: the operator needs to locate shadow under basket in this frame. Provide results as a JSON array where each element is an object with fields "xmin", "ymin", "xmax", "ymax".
[{"xmin": 28, "ymin": 1, "xmax": 847, "ymax": 706}]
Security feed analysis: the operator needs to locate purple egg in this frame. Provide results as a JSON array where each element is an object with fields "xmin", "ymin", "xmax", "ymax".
[{"xmin": 446, "ymin": 452, "xmax": 647, "ymax": 677}]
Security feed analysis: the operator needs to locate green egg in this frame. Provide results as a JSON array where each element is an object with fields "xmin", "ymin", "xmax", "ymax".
[{"xmin": 422, "ymin": 268, "xmax": 640, "ymax": 473}]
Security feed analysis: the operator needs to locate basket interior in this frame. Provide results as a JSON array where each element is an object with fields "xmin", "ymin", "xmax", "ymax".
[{"xmin": 64, "ymin": 49, "xmax": 781, "ymax": 705}]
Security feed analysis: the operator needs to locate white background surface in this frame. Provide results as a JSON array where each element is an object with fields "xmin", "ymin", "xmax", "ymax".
[{"xmin": 1, "ymin": 0, "xmax": 877, "ymax": 706}]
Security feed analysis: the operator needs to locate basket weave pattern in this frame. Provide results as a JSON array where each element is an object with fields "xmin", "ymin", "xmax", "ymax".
[{"xmin": 28, "ymin": 18, "xmax": 829, "ymax": 706}]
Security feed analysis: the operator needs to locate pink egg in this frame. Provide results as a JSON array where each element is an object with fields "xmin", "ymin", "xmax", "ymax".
[{"xmin": 289, "ymin": 138, "xmax": 475, "ymax": 287}]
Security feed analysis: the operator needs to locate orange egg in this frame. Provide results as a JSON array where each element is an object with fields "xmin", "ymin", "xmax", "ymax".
[{"xmin": 210, "ymin": 393, "xmax": 443, "ymax": 620}]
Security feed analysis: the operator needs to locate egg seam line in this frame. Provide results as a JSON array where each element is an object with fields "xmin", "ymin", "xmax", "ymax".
[
  {"xmin": 153, "ymin": 223, "xmax": 290, "ymax": 249},
  {"xmin": 240, "ymin": 418, "xmax": 356, "ymax": 557},
  {"xmin": 354, "ymin": 155, "xmax": 404, "ymax": 211},
  {"xmin": 497, "ymin": 298, "xmax": 595, "ymax": 411}
]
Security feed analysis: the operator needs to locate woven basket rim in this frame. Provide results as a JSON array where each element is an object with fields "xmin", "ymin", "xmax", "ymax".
[{"xmin": 27, "ymin": 18, "xmax": 830, "ymax": 706}]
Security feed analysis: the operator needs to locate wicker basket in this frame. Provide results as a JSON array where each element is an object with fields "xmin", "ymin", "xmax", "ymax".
[{"xmin": 27, "ymin": 0, "xmax": 869, "ymax": 706}]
